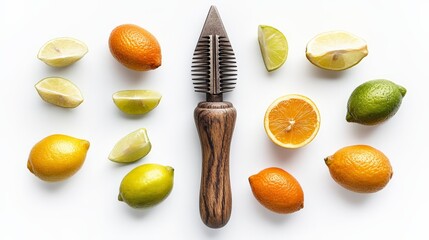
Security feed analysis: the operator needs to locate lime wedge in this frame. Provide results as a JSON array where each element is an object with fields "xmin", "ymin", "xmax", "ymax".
[
  {"xmin": 109, "ymin": 128, "xmax": 152, "ymax": 163},
  {"xmin": 306, "ymin": 31, "xmax": 368, "ymax": 71},
  {"xmin": 258, "ymin": 25, "xmax": 288, "ymax": 72},
  {"xmin": 35, "ymin": 77, "xmax": 83, "ymax": 108},
  {"xmin": 37, "ymin": 37, "xmax": 88, "ymax": 67},
  {"xmin": 112, "ymin": 90, "xmax": 161, "ymax": 115}
]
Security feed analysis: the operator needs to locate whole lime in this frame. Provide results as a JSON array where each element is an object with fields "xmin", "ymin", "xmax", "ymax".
[
  {"xmin": 118, "ymin": 164, "xmax": 174, "ymax": 208},
  {"xmin": 346, "ymin": 79, "xmax": 406, "ymax": 125}
]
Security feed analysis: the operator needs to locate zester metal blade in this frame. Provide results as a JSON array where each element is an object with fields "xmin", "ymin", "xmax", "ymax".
[{"xmin": 192, "ymin": 6, "xmax": 237, "ymax": 102}]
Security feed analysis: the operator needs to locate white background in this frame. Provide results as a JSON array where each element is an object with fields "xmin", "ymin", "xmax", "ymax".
[{"xmin": 1, "ymin": 0, "xmax": 428, "ymax": 239}]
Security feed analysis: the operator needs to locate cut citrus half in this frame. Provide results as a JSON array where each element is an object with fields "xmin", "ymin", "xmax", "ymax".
[
  {"xmin": 264, "ymin": 94, "xmax": 320, "ymax": 148},
  {"xmin": 112, "ymin": 90, "xmax": 161, "ymax": 115},
  {"xmin": 306, "ymin": 31, "xmax": 368, "ymax": 71},
  {"xmin": 37, "ymin": 37, "xmax": 88, "ymax": 67},
  {"xmin": 258, "ymin": 25, "xmax": 288, "ymax": 72},
  {"xmin": 109, "ymin": 128, "xmax": 151, "ymax": 163},
  {"xmin": 35, "ymin": 77, "xmax": 84, "ymax": 108}
]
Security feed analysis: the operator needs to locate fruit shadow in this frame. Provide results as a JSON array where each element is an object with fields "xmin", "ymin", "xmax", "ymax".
[
  {"xmin": 267, "ymin": 140, "xmax": 305, "ymax": 165},
  {"xmin": 113, "ymin": 108, "xmax": 154, "ymax": 120},
  {"xmin": 110, "ymin": 60, "xmax": 152, "ymax": 85},
  {"xmin": 33, "ymin": 179, "xmax": 72, "ymax": 192},
  {"xmin": 307, "ymin": 65, "xmax": 349, "ymax": 80},
  {"xmin": 348, "ymin": 123, "xmax": 381, "ymax": 139},
  {"xmin": 122, "ymin": 205, "xmax": 154, "ymax": 219},
  {"xmin": 40, "ymin": 62, "xmax": 84, "ymax": 76},
  {"xmin": 333, "ymin": 185, "xmax": 372, "ymax": 205},
  {"xmin": 249, "ymin": 191, "xmax": 296, "ymax": 224}
]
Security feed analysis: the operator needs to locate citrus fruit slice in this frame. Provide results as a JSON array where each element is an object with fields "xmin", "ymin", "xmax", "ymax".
[
  {"xmin": 35, "ymin": 77, "xmax": 84, "ymax": 108},
  {"xmin": 112, "ymin": 90, "xmax": 161, "ymax": 115},
  {"xmin": 118, "ymin": 163, "xmax": 174, "ymax": 208},
  {"xmin": 306, "ymin": 31, "xmax": 368, "ymax": 71},
  {"xmin": 27, "ymin": 134, "xmax": 90, "ymax": 182},
  {"xmin": 37, "ymin": 37, "xmax": 88, "ymax": 67},
  {"xmin": 346, "ymin": 79, "xmax": 406, "ymax": 125},
  {"xmin": 324, "ymin": 145, "xmax": 393, "ymax": 193},
  {"xmin": 258, "ymin": 25, "xmax": 288, "ymax": 72},
  {"xmin": 264, "ymin": 94, "xmax": 320, "ymax": 148},
  {"xmin": 249, "ymin": 167, "xmax": 304, "ymax": 214},
  {"xmin": 108, "ymin": 128, "xmax": 151, "ymax": 163}
]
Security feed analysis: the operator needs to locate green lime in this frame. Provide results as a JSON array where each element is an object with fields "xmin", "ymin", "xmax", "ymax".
[
  {"xmin": 346, "ymin": 79, "xmax": 406, "ymax": 125},
  {"xmin": 112, "ymin": 90, "xmax": 161, "ymax": 115},
  {"xmin": 118, "ymin": 164, "xmax": 174, "ymax": 208},
  {"xmin": 108, "ymin": 128, "xmax": 151, "ymax": 163},
  {"xmin": 258, "ymin": 25, "xmax": 288, "ymax": 72}
]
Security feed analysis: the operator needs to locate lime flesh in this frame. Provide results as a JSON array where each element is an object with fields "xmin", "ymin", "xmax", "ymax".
[
  {"xmin": 37, "ymin": 37, "xmax": 88, "ymax": 67},
  {"xmin": 346, "ymin": 79, "xmax": 406, "ymax": 125},
  {"xmin": 306, "ymin": 31, "xmax": 368, "ymax": 71},
  {"xmin": 35, "ymin": 77, "xmax": 83, "ymax": 108},
  {"xmin": 113, "ymin": 90, "xmax": 161, "ymax": 115},
  {"xmin": 109, "ymin": 128, "xmax": 151, "ymax": 163},
  {"xmin": 118, "ymin": 164, "xmax": 174, "ymax": 208},
  {"xmin": 258, "ymin": 25, "xmax": 288, "ymax": 72}
]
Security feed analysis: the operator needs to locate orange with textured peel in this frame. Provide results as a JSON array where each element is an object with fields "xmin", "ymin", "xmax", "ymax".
[
  {"xmin": 325, "ymin": 145, "xmax": 393, "ymax": 193},
  {"xmin": 249, "ymin": 167, "xmax": 304, "ymax": 214},
  {"xmin": 109, "ymin": 24, "xmax": 161, "ymax": 71}
]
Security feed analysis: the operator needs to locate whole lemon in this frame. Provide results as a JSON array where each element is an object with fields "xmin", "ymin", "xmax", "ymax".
[
  {"xmin": 27, "ymin": 134, "xmax": 90, "ymax": 182},
  {"xmin": 324, "ymin": 145, "xmax": 393, "ymax": 193},
  {"xmin": 346, "ymin": 79, "xmax": 406, "ymax": 125},
  {"xmin": 108, "ymin": 24, "xmax": 161, "ymax": 71},
  {"xmin": 118, "ymin": 164, "xmax": 174, "ymax": 208},
  {"xmin": 249, "ymin": 167, "xmax": 304, "ymax": 214}
]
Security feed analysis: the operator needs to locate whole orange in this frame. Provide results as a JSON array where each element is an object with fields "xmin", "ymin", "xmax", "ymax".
[
  {"xmin": 249, "ymin": 167, "xmax": 304, "ymax": 214},
  {"xmin": 324, "ymin": 145, "xmax": 393, "ymax": 193},
  {"xmin": 108, "ymin": 24, "xmax": 161, "ymax": 71},
  {"xmin": 27, "ymin": 134, "xmax": 90, "ymax": 182}
]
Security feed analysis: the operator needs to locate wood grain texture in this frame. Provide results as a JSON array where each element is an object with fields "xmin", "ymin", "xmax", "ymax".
[{"xmin": 194, "ymin": 101, "xmax": 236, "ymax": 228}]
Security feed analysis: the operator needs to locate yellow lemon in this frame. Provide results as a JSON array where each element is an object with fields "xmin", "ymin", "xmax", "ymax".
[{"xmin": 27, "ymin": 134, "xmax": 90, "ymax": 182}]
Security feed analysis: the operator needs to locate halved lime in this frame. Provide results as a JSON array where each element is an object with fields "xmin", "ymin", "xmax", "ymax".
[
  {"xmin": 112, "ymin": 90, "xmax": 161, "ymax": 115},
  {"xmin": 258, "ymin": 25, "xmax": 288, "ymax": 72},
  {"xmin": 37, "ymin": 37, "xmax": 88, "ymax": 67},
  {"xmin": 109, "ymin": 128, "xmax": 152, "ymax": 163},
  {"xmin": 306, "ymin": 31, "xmax": 368, "ymax": 71},
  {"xmin": 35, "ymin": 77, "xmax": 84, "ymax": 108}
]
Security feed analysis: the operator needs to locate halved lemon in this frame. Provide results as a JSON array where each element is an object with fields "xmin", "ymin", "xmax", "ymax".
[
  {"xmin": 37, "ymin": 37, "xmax": 88, "ymax": 67},
  {"xmin": 109, "ymin": 128, "xmax": 152, "ymax": 163},
  {"xmin": 306, "ymin": 31, "xmax": 368, "ymax": 71},
  {"xmin": 264, "ymin": 94, "xmax": 320, "ymax": 149},
  {"xmin": 35, "ymin": 77, "xmax": 84, "ymax": 108},
  {"xmin": 112, "ymin": 90, "xmax": 161, "ymax": 115},
  {"xmin": 258, "ymin": 25, "xmax": 288, "ymax": 72}
]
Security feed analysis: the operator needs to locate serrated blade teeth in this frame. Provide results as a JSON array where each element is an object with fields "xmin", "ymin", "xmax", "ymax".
[{"xmin": 191, "ymin": 9, "xmax": 237, "ymax": 98}]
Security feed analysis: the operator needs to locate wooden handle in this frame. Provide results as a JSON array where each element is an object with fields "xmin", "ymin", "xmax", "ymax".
[{"xmin": 194, "ymin": 101, "xmax": 236, "ymax": 228}]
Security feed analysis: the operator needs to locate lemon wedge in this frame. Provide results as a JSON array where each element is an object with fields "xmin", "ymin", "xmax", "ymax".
[
  {"xmin": 258, "ymin": 25, "xmax": 288, "ymax": 72},
  {"xmin": 35, "ymin": 77, "xmax": 84, "ymax": 108},
  {"xmin": 109, "ymin": 128, "xmax": 152, "ymax": 163},
  {"xmin": 113, "ymin": 90, "xmax": 161, "ymax": 115},
  {"xmin": 37, "ymin": 37, "xmax": 88, "ymax": 67},
  {"xmin": 306, "ymin": 31, "xmax": 368, "ymax": 71}
]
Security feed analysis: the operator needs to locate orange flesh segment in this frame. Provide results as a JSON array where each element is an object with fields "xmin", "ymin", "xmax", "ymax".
[{"xmin": 268, "ymin": 98, "xmax": 318, "ymax": 145}]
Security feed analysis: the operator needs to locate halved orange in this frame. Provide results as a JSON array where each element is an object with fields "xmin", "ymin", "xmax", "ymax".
[{"xmin": 264, "ymin": 94, "xmax": 320, "ymax": 148}]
